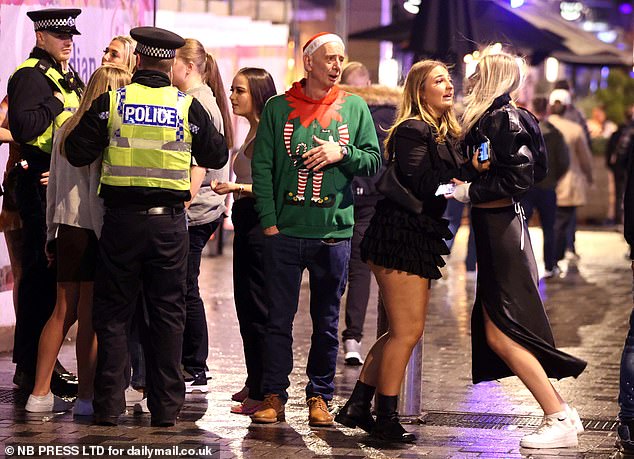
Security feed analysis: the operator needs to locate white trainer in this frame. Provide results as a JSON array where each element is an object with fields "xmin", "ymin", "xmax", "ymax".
[
  {"xmin": 133, "ymin": 398, "xmax": 149, "ymax": 414},
  {"xmin": 543, "ymin": 266, "xmax": 562, "ymax": 279},
  {"xmin": 124, "ymin": 386, "xmax": 144, "ymax": 405},
  {"xmin": 25, "ymin": 392, "xmax": 73, "ymax": 413},
  {"xmin": 520, "ymin": 412, "xmax": 578, "ymax": 449},
  {"xmin": 184, "ymin": 372, "xmax": 209, "ymax": 393},
  {"xmin": 566, "ymin": 406, "xmax": 584, "ymax": 434},
  {"xmin": 343, "ymin": 339, "xmax": 364, "ymax": 366},
  {"xmin": 72, "ymin": 398, "xmax": 94, "ymax": 416}
]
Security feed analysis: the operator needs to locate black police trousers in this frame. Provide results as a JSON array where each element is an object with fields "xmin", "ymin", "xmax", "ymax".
[
  {"xmin": 92, "ymin": 207, "xmax": 188, "ymax": 423},
  {"xmin": 13, "ymin": 169, "xmax": 56, "ymax": 375}
]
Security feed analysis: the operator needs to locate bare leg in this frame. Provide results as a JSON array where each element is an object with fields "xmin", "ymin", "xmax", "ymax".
[
  {"xmin": 362, "ymin": 262, "xmax": 430, "ymax": 396},
  {"xmin": 31, "ymin": 282, "xmax": 79, "ymax": 396},
  {"xmin": 76, "ymin": 282, "xmax": 96, "ymax": 400},
  {"xmin": 359, "ymin": 332, "xmax": 388, "ymax": 387},
  {"xmin": 482, "ymin": 308, "xmax": 564, "ymax": 414}
]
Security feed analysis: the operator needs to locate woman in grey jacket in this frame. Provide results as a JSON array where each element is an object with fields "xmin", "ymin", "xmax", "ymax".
[{"xmin": 172, "ymin": 39, "xmax": 234, "ymax": 393}]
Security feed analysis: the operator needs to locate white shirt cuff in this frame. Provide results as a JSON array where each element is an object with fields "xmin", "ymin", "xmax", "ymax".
[{"xmin": 453, "ymin": 182, "xmax": 471, "ymax": 203}]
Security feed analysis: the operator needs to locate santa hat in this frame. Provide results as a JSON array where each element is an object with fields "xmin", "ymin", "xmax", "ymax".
[{"xmin": 302, "ymin": 32, "xmax": 345, "ymax": 57}]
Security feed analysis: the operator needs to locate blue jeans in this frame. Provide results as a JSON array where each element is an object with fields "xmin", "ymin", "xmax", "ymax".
[
  {"xmin": 261, "ymin": 233, "xmax": 350, "ymax": 402},
  {"xmin": 182, "ymin": 220, "xmax": 220, "ymax": 376},
  {"xmin": 232, "ymin": 198, "xmax": 269, "ymax": 400},
  {"xmin": 620, "ymin": 305, "xmax": 634, "ymax": 421},
  {"xmin": 555, "ymin": 206, "xmax": 577, "ymax": 262},
  {"xmin": 521, "ymin": 188, "xmax": 557, "ymax": 271}
]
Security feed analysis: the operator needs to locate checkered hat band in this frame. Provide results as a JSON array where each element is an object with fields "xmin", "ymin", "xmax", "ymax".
[
  {"xmin": 33, "ymin": 18, "xmax": 74, "ymax": 30},
  {"xmin": 135, "ymin": 42, "xmax": 176, "ymax": 59}
]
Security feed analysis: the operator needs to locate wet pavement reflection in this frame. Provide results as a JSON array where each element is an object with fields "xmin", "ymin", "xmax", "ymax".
[{"xmin": 0, "ymin": 227, "xmax": 631, "ymax": 458}]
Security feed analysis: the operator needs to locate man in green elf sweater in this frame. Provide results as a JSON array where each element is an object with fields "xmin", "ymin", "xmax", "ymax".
[{"xmin": 251, "ymin": 32, "xmax": 381, "ymax": 426}]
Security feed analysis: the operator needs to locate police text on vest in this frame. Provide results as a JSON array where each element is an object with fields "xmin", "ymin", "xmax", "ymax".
[{"xmin": 123, "ymin": 104, "xmax": 178, "ymax": 128}]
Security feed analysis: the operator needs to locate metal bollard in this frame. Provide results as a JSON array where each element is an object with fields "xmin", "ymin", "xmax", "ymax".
[
  {"xmin": 377, "ymin": 294, "xmax": 424, "ymax": 417},
  {"xmin": 398, "ymin": 338, "xmax": 423, "ymax": 417}
]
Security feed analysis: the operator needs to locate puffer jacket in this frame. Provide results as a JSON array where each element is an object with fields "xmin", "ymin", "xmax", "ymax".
[
  {"xmin": 339, "ymin": 84, "xmax": 401, "ymax": 206},
  {"xmin": 464, "ymin": 94, "xmax": 547, "ymax": 205}
]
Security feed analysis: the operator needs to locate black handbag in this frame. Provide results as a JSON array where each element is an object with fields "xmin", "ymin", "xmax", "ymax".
[{"xmin": 375, "ymin": 149, "xmax": 423, "ymax": 214}]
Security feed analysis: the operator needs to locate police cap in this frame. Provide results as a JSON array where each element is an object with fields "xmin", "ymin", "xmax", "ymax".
[
  {"xmin": 27, "ymin": 8, "xmax": 81, "ymax": 36},
  {"xmin": 130, "ymin": 27, "xmax": 185, "ymax": 59}
]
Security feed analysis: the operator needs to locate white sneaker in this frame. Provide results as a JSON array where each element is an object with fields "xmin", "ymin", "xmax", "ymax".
[
  {"xmin": 72, "ymin": 398, "xmax": 94, "ymax": 416},
  {"xmin": 343, "ymin": 339, "xmax": 364, "ymax": 366},
  {"xmin": 133, "ymin": 398, "xmax": 149, "ymax": 414},
  {"xmin": 543, "ymin": 266, "xmax": 561, "ymax": 279},
  {"xmin": 185, "ymin": 374, "xmax": 209, "ymax": 393},
  {"xmin": 124, "ymin": 386, "xmax": 144, "ymax": 405},
  {"xmin": 25, "ymin": 392, "xmax": 73, "ymax": 413},
  {"xmin": 520, "ymin": 412, "xmax": 578, "ymax": 449},
  {"xmin": 566, "ymin": 406, "xmax": 584, "ymax": 434}
]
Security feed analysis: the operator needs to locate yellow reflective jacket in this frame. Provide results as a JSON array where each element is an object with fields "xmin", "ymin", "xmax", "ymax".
[
  {"xmin": 13, "ymin": 58, "xmax": 81, "ymax": 154},
  {"xmin": 102, "ymin": 83, "xmax": 194, "ymax": 191}
]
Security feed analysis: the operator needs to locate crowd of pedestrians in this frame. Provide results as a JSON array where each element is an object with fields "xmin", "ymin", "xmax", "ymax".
[{"xmin": 2, "ymin": 6, "xmax": 633, "ymax": 453}]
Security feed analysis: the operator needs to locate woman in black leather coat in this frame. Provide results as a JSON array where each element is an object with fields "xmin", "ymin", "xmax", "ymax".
[
  {"xmin": 453, "ymin": 48, "xmax": 587, "ymax": 450},
  {"xmin": 335, "ymin": 60, "xmax": 486, "ymax": 443}
]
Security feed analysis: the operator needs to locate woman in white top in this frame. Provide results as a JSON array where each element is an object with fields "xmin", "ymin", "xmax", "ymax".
[
  {"xmin": 213, "ymin": 67, "xmax": 276, "ymax": 414},
  {"xmin": 26, "ymin": 65, "xmax": 131, "ymax": 415}
]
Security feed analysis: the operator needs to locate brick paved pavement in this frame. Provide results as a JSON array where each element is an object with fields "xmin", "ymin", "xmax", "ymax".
[{"xmin": 0, "ymin": 228, "xmax": 631, "ymax": 458}]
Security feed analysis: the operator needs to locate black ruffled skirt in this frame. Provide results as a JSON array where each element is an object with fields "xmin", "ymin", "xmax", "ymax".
[
  {"xmin": 470, "ymin": 205, "xmax": 587, "ymax": 383},
  {"xmin": 360, "ymin": 199, "xmax": 452, "ymax": 280}
]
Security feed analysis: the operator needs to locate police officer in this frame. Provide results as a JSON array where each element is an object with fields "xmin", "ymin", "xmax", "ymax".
[
  {"xmin": 7, "ymin": 8, "xmax": 84, "ymax": 395},
  {"xmin": 64, "ymin": 26, "xmax": 228, "ymax": 426}
]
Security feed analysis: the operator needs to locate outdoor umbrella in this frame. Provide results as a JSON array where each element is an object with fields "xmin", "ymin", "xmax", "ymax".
[
  {"xmin": 349, "ymin": 0, "xmax": 631, "ymax": 67},
  {"xmin": 409, "ymin": 0, "xmax": 565, "ymax": 65},
  {"xmin": 507, "ymin": 3, "xmax": 632, "ymax": 66}
]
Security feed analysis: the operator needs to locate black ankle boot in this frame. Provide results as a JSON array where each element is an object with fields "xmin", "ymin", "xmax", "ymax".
[
  {"xmin": 335, "ymin": 380, "xmax": 375, "ymax": 433},
  {"xmin": 371, "ymin": 394, "xmax": 416, "ymax": 443}
]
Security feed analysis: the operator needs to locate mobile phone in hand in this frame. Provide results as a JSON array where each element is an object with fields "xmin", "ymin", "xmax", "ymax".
[{"xmin": 478, "ymin": 140, "xmax": 490, "ymax": 163}]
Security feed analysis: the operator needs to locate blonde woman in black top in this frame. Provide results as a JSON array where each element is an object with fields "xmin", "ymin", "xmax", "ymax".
[{"xmin": 336, "ymin": 60, "xmax": 486, "ymax": 442}]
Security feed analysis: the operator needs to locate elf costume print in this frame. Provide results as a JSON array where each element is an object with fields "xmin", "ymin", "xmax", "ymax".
[{"xmin": 252, "ymin": 79, "xmax": 381, "ymax": 240}]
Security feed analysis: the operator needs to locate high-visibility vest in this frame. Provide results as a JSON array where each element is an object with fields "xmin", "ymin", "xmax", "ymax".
[
  {"xmin": 12, "ymin": 58, "xmax": 81, "ymax": 154},
  {"xmin": 102, "ymin": 83, "xmax": 193, "ymax": 191}
]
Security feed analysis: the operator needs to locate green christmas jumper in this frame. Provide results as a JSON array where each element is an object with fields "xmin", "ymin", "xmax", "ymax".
[{"xmin": 252, "ymin": 80, "xmax": 381, "ymax": 239}]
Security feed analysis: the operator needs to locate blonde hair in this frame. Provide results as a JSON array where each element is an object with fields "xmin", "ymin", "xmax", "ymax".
[
  {"xmin": 385, "ymin": 60, "xmax": 460, "ymax": 155},
  {"xmin": 341, "ymin": 61, "xmax": 370, "ymax": 86},
  {"xmin": 60, "ymin": 64, "xmax": 132, "ymax": 156},
  {"xmin": 461, "ymin": 47, "xmax": 526, "ymax": 136},
  {"xmin": 177, "ymin": 39, "xmax": 234, "ymax": 148},
  {"xmin": 110, "ymin": 36, "xmax": 137, "ymax": 73}
]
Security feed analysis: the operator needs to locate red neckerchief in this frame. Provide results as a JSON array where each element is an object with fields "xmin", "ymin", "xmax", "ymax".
[{"xmin": 285, "ymin": 79, "xmax": 347, "ymax": 128}]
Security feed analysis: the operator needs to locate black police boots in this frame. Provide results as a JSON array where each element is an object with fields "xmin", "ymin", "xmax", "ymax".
[
  {"xmin": 335, "ymin": 380, "xmax": 375, "ymax": 433},
  {"xmin": 371, "ymin": 394, "xmax": 416, "ymax": 443}
]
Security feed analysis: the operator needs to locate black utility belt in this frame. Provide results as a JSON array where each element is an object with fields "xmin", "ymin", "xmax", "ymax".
[{"xmin": 108, "ymin": 206, "xmax": 184, "ymax": 215}]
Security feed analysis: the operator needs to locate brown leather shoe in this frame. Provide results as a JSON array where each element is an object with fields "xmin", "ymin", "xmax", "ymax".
[
  {"xmin": 250, "ymin": 394, "xmax": 285, "ymax": 424},
  {"xmin": 307, "ymin": 396, "xmax": 334, "ymax": 427}
]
